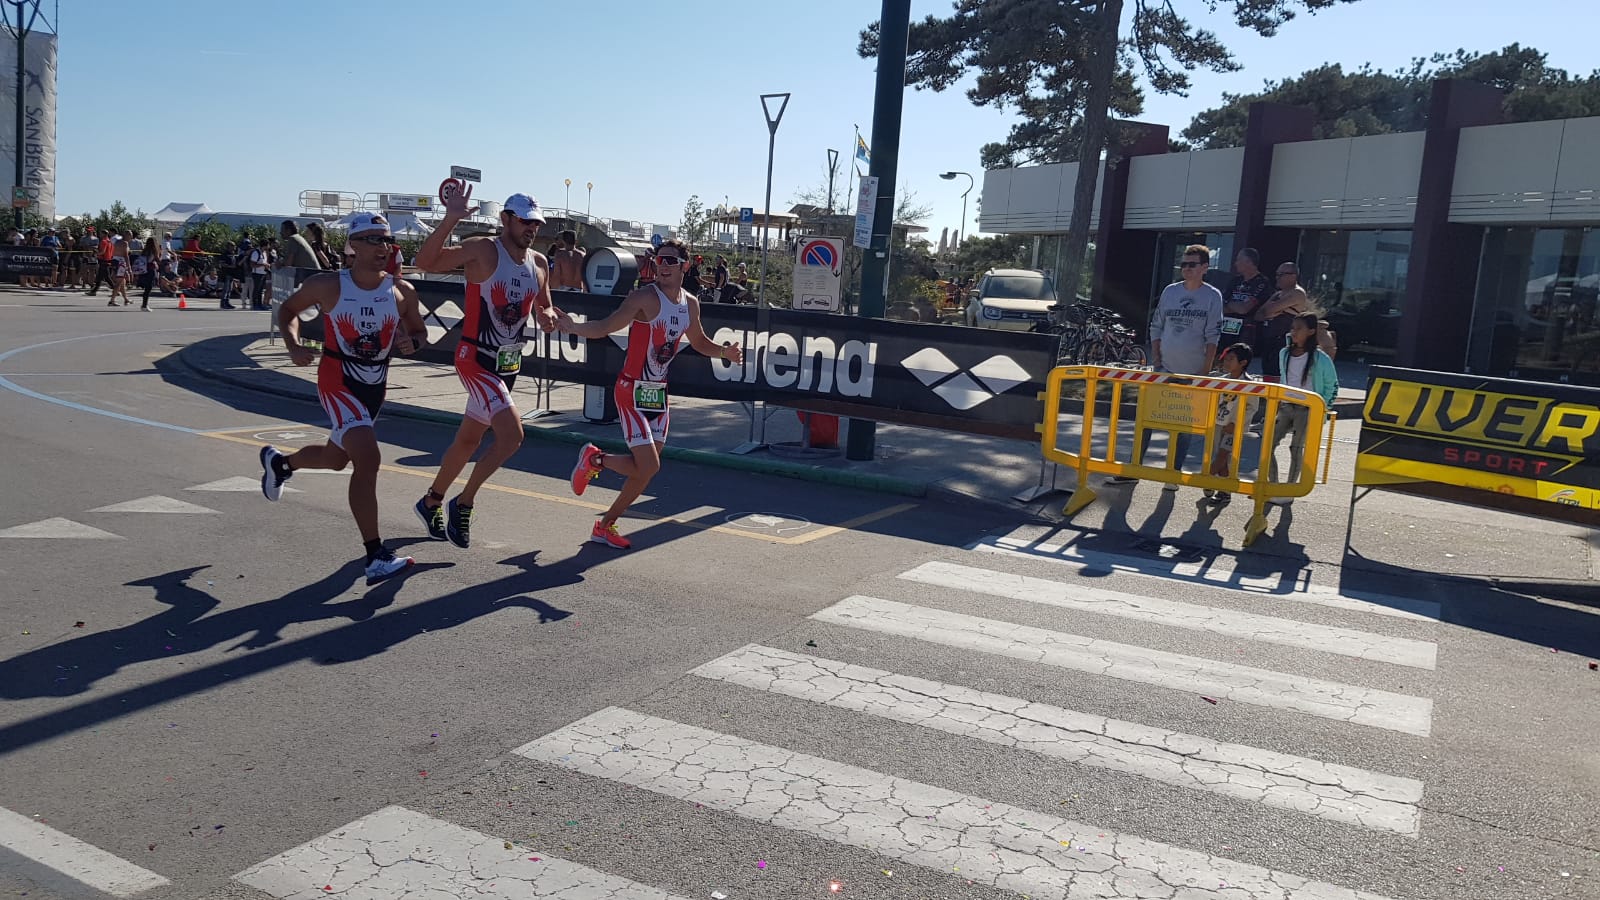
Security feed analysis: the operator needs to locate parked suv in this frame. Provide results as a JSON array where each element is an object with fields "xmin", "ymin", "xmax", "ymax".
[{"xmin": 964, "ymin": 268, "xmax": 1057, "ymax": 330}]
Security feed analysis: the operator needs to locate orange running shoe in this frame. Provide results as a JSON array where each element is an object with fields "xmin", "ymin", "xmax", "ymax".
[
  {"xmin": 589, "ymin": 519, "xmax": 631, "ymax": 549},
  {"xmin": 571, "ymin": 443, "xmax": 603, "ymax": 496}
]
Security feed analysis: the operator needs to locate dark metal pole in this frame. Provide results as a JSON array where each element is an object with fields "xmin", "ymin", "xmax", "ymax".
[
  {"xmin": 826, "ymin": 148, "xmax": 838, "ymax": 213},
  {"xmin": 12, "ymin": 1, "xmax": 24, "ymax": 230},
  {"xmin": 844, "ymin": 0, "xmax": 910, "ymax": 462}
]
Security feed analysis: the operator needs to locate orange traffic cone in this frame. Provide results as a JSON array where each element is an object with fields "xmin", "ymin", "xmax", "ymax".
[{"xmin": 176, "ymin": 293, "xmax": 187, "ymax": 309}]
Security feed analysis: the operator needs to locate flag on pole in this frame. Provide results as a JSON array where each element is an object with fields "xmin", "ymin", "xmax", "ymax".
[{"xmin": 854, "ymin": 129, "xmax": 871, "ymax": 167}]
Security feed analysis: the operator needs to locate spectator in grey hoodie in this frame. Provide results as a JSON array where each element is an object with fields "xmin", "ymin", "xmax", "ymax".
[{"xmin": 1108, "ymin": 244, "xmax": 1224, "ymax": 488}]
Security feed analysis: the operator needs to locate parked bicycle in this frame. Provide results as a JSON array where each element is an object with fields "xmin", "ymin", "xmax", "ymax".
[{"xmin": 1033, "ymin": 303, "xmax": 1149, "ymax": 367}]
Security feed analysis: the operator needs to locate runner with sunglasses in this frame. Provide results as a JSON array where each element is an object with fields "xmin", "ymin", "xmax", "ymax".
[
  {"xmin": 558, "ymin": 239, "xmax": 743, "ymax": 549},
  {"xmin": 259, "ymin": 212, "xmax": 430, "ymax": 584},
  {"xmin": 411, "ymin": 186, "xmax": 558, "ymax": 549}
]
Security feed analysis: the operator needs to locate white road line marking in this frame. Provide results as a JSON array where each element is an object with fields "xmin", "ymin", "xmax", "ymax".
[
  {"xmin": 900, "ymin": 560, "xmax": 1437, "ymax": 670},
  {"xmin": 814, "ymin": 597, "xmax": 1433, "ymax": 736},
  {"xmin": 0, "ymin": 806, "xmax": 169, "ymax": 896},
  {"xmin": 0, "ymin": 517, "xmax": 123, "ymax": 540},
  {"xmin": 186, "ymin": 476, "xmax": 299, "ymax": 493},
  {"xmin": 973, "ymin": 536, "xmax": 1442, "ymax": 622},
  {"xmin": 515, "ymin": 708, "xmax": 1403, "ymax": 900},
  {"xmin": 694, "ymin": 645, "xmax": 1424, "ymax": 835},
  {"xmin": 235, "ymin": 805, "xmax": 690, "ymax": 900},
  {"xmin": 89, "ymin": 495, "xmax": 221, "ymax": 514}
]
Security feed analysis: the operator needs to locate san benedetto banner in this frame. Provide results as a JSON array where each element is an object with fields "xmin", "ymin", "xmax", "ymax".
[{"xmin": 1357, "ymin": 366, "xmax": 1600, "ymax": 522}]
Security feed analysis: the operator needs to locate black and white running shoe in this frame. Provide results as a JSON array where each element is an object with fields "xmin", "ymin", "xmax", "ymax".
[
  {"xmin": 445, "ymin": 497, "xmax": 472, "ymax": 549},
  {"xmin": 260, "ymin": 445, "xmax": 292, "ymax": 501},
  {"xmin": 364, "ymin": 547, "xmax": 414, "ymax": 586}
]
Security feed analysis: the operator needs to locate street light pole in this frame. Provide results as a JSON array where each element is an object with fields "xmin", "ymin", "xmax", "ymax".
[
  {"xmin": 940, "ymin": 171, "xmax": 974, "ymax": 247},
  {"xmin": 564, "ymin": 178, "xmax": 571, "ymax": 217},
  {"xmin": 586, "ymin": 182, "xmax": 593, "ymax": 219},
  {"xmin": 7, "ymin": 0, "xmax": 36, "ymax": 232},
  {"xmin": 731, "ymin": 91, "xmax": 790, "ymax": 456},
  {"xmin": 826, "ymin": 148, "xmax": 839, "ymax": 213}
]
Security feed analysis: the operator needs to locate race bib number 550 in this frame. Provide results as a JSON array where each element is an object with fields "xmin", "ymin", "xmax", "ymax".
[{"xmin": 633, "ymin": 380, "xmax": 668, "ymax": 412}]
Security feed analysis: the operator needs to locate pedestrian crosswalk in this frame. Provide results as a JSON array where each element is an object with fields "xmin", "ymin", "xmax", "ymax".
[{"xmin": 224, "ymin": 544, "xmax": 1433, "ymax": 899}]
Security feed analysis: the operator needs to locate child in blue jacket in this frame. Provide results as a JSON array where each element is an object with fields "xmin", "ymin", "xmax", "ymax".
[{"xmin": 1269, "ymin": 313, "xmax": 1338, "ymax": 502}]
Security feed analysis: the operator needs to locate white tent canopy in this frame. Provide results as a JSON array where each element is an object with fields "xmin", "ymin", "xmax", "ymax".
[
  {"xmin": 151, "ymin": 202, "xmax": 212, "ymax": 225},
  {"xmin": 330, "ymin": 210, "xmax": 433, "ymax": 238}
]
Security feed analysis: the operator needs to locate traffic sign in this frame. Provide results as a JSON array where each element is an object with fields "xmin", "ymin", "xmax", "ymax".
[
  {"xmin": 739, "ymin": 207, "xmax": 754, "ymax": 224},
  {"xmin": 11, "ymin": 186, "xmax": 28, "ymax": 209},
  {"xmin": 450, "ymin": 165, "xmax": 481, "ymax": 183},
  {"xmin": 793, "ymin": 236, "xmax": 845, "ymax": 312}
]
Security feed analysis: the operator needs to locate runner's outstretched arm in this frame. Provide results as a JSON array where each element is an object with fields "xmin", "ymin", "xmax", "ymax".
[
  {"xmin": 555, "ymin": 291, "xmax": 646, "ymax": 339},
  {"xmin": 413, "ymin": 183, "xmax": 481, "ymax": 274},
  {"xmin": 532, "ymin": 251, "xmax": 558, "ymax": 330},
  {"xmin": 684, "ymin": 296, "xmax": 744, "ymax": 364}
]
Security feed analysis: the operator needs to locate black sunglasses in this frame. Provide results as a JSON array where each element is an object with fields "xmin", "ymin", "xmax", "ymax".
[
  {"xmin": 352, "ymin": 235, "xmax": 397, "ymax": 246},
  {"xmin": 1180, "ymin": 261, "xmax": 1206, "ymax": 269}
]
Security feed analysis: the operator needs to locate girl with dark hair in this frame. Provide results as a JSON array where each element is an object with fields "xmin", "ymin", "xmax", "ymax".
[
  {"xmin": 1267, "ymin": 312, "xmax": 1338, "ymax": 502},
  {"xmin": 134, "ymin": 239, "xmax": 159, "ymax": 309}
]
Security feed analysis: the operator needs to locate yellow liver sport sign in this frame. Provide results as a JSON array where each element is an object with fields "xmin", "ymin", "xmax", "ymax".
[{"xmin": 1357, "ymin": 367, "xmax": 1600, "ymax": 518}]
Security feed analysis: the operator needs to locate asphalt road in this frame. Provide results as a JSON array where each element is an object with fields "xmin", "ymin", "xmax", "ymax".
[{"xmin": 0, "ymin": 293, "xmax": 1595, "ymax": 900}]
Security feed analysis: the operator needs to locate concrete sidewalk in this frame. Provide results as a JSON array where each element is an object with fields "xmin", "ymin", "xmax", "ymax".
[{"xmin": 173, "ymin": 325, "xmax": 1599, "ymax": 585}]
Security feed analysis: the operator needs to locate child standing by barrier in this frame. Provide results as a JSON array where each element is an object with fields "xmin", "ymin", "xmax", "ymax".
[
  {"xmin": 1268, "ymin": 313, "xmax": 1338, "ymax": 503},
  {"xmin": 1205, "ymin": 343, "xmax": 1258, "ymax": 506}
]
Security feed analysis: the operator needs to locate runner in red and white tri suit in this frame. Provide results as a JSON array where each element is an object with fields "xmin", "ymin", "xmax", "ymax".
[
  {"xmin": 410, "ymin": 187, "xmax": 557, "ymax": 549},
  {"xmin": 556, "ymin": 238, "xmax": 743, "ymax": 549},
  {"xmin": 260, "ymin": 212, "xmax": 429, "ymax": 585}
]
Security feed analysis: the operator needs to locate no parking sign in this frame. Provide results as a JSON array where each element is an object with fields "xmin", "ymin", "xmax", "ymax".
[{"xmin": 793, "ymin": 236, "xmax": 845, "ymax": 312}]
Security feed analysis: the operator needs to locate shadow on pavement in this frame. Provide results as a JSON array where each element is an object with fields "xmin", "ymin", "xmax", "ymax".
[{"xmin": 0, "ymin": 548, "xmax": 599, "ymax": 756}]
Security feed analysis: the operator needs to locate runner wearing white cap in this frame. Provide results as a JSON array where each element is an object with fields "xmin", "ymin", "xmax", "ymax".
[
  {"xmin": 258, "ymin": 212, "xmax": 430, "ymax": 585},
  {"xmin": 410, "ymin": 185, "xmax": 558, "ymax": 549}
]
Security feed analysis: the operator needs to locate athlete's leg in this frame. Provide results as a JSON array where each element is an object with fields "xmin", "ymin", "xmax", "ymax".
[
  {"xmin": 425, "ymin": 415, "xmax": 490, "ymax": 504},
  {"xmin": 337, "ymin": 426, "xmax": 383, "ymax": 542},
  {"xmin": 284, "ymin": 442, "xmax": 351, "ymax": 472},
  {"xmin": 600, "ymin": 441, "xmax": 662, "ymax": 525},
  {"xmin": 458, "ymin": 405, "xmax": 523, "ymax": 506}
]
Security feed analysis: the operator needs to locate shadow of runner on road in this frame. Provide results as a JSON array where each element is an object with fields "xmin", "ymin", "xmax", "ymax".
[{"xmin": 0, "ymin": 548, "xmax": 600, "ymax": 756}]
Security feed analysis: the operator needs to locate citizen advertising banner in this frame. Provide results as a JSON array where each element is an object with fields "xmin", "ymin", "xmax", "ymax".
[
  {"xmin": 1356, "ymin": 366, "xmax": 1600, "ymax": 524},
  {"xmin": 0, "ymin": 33, "xmax": 57, "ymax": 220},
  {"xmin": 0, "ymin": 244, "xmax": 56, "ymax": 276}
]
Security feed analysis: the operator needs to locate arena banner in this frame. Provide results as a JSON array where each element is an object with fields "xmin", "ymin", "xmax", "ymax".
[
  {"xmin": 1356, "ymin": 366, "xmax": 1600, "ymax": 524},
  {"xmin": 286, "ymin": 270, "xmax": 1054, "ymax": 439}
]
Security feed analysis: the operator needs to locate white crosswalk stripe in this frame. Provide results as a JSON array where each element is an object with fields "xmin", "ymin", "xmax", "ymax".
[
  {"xmin": 899, "ymin": 559, "xmax": 1437, "ymax": 669},
  {"xmin": 692, "ymin": 644, "xmax": 1424, "ymax": 835},
  {"xmin": 236, "ymin": 806, "xmax": 691, "ymax": 899},
  {"xmin": 0, "ymin": 517, "xmax": 122, "ymax": 539},
  {"xmin": 89, "ymin": 495, "xmax": 221, "ymax": 514},
  {"xmin": 0, "ymin": 806, "xmax": 169, "ymax": 896},
  {"xmin": 972, "ymin": 534, "xmax": 1442, "ymax": 621},
  {"xmin": 814, "ymin": 595, "xmax": 1434, "ymax": 736},
  {"xmin": 514, "ymin": 708, "xmax": 1405, "ymax": 900}
]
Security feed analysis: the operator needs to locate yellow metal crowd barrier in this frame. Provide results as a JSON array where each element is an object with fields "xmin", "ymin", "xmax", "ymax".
[{"xmin": 1038, "ymin": 365, "xmax": 1332, "ymax": 546}]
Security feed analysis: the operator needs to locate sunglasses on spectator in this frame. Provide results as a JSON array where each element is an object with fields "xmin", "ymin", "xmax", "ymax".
[
  {"xmin": 1276, "ymin": 269, "xmax": 1296, "ymax": 276},
  {"xmin": 656, "ymin": 255, "xmax": 684, "ymax": 266},
  {"xmin": 352, "ymin": 235, "xmax": 397, "ymax": 246},
  {"xmin": 1180, "ymin": 261, "xmax": 1206, "ymax": 268}
]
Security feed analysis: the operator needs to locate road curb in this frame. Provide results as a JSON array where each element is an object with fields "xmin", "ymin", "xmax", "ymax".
[{"xmin": 175, "ymin": 346, "xmax": 930, "ymax": 500}]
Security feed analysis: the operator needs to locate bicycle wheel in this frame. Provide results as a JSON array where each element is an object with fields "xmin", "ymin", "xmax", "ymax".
[{"xmin": 1119, "ymin": 344, "xmax": 1148, "ymax": 368}]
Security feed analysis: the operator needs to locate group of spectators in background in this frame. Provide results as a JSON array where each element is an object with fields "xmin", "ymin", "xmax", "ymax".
[{"xmin": 5, "ymin": 218, "xmax": 406, "ymax": 312}]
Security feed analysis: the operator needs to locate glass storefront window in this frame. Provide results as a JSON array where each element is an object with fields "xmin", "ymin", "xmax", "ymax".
[
  {"xmin": 1467, "ymin": 227, "xmax": 1600, "ymax": 381},
  {"xmin": 1148, "ymin": 231, "xmax": 1234, "ymax": 310},
  {"xmin": 1297, "ymin": 230, "xmax": 1411, "ymax": 360}
]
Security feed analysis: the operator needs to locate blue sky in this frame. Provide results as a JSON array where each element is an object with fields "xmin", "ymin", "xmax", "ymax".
[{"xmin": 50, "ymin": 0, "xmax": 1592, "ymax": 243}]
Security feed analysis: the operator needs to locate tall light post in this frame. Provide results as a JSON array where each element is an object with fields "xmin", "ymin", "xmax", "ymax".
[
  {"xmin": 940, "ymin": 171, "xmax": 973, "ymax": 248},
  {"xmin": 586, "ymin": 181, "xmax": 593, "ymax": 219},
  {"xmin": 731, "ymin": 91, "xmax": 790, "ymax": 456},
  {"xmin": 563, "ymin": 178, "xmax": 571, "ymax": 216}
]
